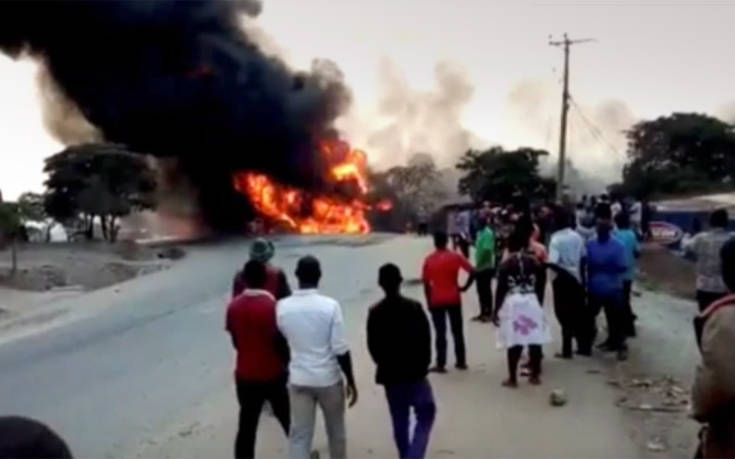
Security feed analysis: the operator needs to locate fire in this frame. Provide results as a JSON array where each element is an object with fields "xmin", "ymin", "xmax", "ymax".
[{"xmin": 233, "ymin": 139, "xmax": 389, "ymax": 234}]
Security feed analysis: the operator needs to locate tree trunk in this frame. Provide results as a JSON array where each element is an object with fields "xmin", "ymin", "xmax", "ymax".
[
  {"xmin": 10, "ymin": 237, "xmax": 17, "ymax": 276},
  {"xmin": 101, "ymin": 215, "xmax": 109, "ymax": 241},
  {"xmin": 109, "ymin": 216, "xmax": 119, "ymax": 243},
  {"xmin": 86, "ymin": 214, "xmax": 95, "ymax": 240}
]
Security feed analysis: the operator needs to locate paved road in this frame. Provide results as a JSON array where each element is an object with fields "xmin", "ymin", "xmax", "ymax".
[
  {"xmin": 0, "ymin": 235, "xmax": 640, "ymax": 458},
  {"xmin": 0, "ymin": 235, "xmax": 401, "ymax": 458}
]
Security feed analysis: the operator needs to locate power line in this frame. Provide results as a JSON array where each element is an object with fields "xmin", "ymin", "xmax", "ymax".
[
  {"xmin": 549, "ymin": 34, "xmax": 596, "ymax": 202},
  {"xmin": 568, "ymin": 96, "xmax": 621, "ymax": 157}
]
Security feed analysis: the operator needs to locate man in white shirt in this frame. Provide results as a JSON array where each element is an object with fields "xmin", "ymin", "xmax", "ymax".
[
  {"xmin": 548, "ymin": 208, "xmax": 588, "ymax": 358},
  {"xmin": 277, "ymin": 256, "xmax": 358, "ymax": 459}
]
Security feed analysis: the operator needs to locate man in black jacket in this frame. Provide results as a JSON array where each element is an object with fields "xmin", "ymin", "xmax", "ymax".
[{"xmin": 367, "ymin": 263, "xmax": 436, "ymax": 459}]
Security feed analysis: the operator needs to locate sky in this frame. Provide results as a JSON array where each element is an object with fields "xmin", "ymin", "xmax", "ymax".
[{"xmin": 3, "ymin": 0, "xmax": 735, "ymax": 199}]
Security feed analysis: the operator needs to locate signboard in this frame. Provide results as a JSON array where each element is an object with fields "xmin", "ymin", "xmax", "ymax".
[{"xmin": 649, "ymin": 221, "xmax": 684, "ymax": 246}]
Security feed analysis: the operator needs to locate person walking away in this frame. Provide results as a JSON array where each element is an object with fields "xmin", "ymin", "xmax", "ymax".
[
  {"xmin": 613, "ymin": 212, "xmax": 640, "ymax": 337},
  {"xmin": 367, "ymin": 264, "xmax": 436, "ymax": 459},
  {"xmin": 586, "ymin": 204, "xmax": 628, "ymax": 361},
  {"xmin": 226, "ymin": 261, "xmax": 291, "ymax": 459},
  {"xmin": 233, "ymin": 238, "xmax": 291, "ymax": 300},
  {"xmin": 683, "ymin": 209, "xmax": 732, "ymax": 312},
  {"xmin": 455, "ymin": 209, "xmax": 472, "ymax": 258},
  {"xmin": 692, "ymin": 237, "xmax": 735, "ymax": 458},
  {"xmin": 446, "ymin": 208, "xmax": 460, "ymax": 252},
  {"xmin": 276, "ymin": 256, "xmax": 357, "ymax": 459},
  {"xmin": 472, "ymin": 217, "xmax": 496, "ymax": 322},
  {"xmin": 630, "ymin": 200, "xmax": 643, "ymax": 237},
  {"xmin": 493, "ymin": 226, "xmax": 551, "ymax": 387},
  {"xmin": 548, "ymin": 208, "xmax": 587, "ymax": 358},
  {"xmin": 422, "ymin": 231, "xmax": 475, "ymax": 373}
]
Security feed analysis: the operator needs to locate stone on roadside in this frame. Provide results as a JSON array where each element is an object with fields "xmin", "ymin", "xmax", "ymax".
[
  {"xmin": 550, "ymin": 389, "xmax": 567, "ymax": 407},
  {"xmin": 646, "ymin": 438, "xmax": 666, "ymax": 452}
]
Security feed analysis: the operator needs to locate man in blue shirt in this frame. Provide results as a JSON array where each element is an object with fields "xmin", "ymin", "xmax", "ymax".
[
  {"xmin": 585, "ymin": 204, "xmax": 629, "ymax": 361},
  {"xmin": 614, "ymin": 212, "xmax": 640, "ymax": 338}
]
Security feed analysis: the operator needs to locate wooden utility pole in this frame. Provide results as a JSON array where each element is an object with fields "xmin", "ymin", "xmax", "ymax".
[{"xmin": 549, "ymin": 34, "xmax": 595, "ymax": 202}]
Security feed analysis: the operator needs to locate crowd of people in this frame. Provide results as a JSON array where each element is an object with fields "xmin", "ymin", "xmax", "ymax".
[
  {"xmin": 222, "ymin": 195, "xmax": 650, "ymax": 459},
  {"xmin": 8, "ymin": 198, "xmax": 735, "ymax": 459}
]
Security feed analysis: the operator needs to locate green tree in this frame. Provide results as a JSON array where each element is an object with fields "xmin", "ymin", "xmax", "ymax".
[
  {"xmin": 44, "ymin": 143, "xmax": 157, "ymax": 242},
  {"xmin": 456, "ymin": 146, "xmax": 555, "ymax": 203},
  {"xmin": 0, "ymin": 203, "xmax": 21, "ymax": 275},
  {"xmin": 622, "ymin": 113, "xmax": 735, "ymax": 198}
]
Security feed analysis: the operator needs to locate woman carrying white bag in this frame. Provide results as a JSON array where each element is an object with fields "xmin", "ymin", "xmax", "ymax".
[{"xmin": 492, "ymin": 221, "xmax": 551, "ymax": 387}]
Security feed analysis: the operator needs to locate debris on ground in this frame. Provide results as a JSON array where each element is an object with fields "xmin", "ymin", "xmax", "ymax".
[
  {"xmin": 549, "ymin": 389, "xmax": 567, "ymax": 407},
  {"xmin": 646, "ymin": 438, "xmax": 667, "ymax": 452},
  {"xmin": 608, "ymin": 375, "xmax": 690, "ymax": 413}
]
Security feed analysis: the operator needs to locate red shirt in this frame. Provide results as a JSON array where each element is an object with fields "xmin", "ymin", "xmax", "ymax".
[
  {"xmin": 232, "ymin": 264, "xmax": 290, "ymax": 300},
  {"xmin": 226, "ymin": 290, "xmax": 286, "ymax": 381},
  {"xmin": 422, "ymin": 250, "xmax": 474, "ymax": 307}
]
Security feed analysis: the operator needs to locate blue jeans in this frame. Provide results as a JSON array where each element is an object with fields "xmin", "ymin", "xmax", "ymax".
[{"xmin": 384, "ymin": 380, "xmax": 436, "ymax": 459}]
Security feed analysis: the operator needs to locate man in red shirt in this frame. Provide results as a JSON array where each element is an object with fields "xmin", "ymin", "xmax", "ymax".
[
  {"xmin": 422, "ymin": 231, "xmax": 476, "ymax": 373},
  {"xmin": 226, "ymin": 260, "xmax": 290, "ymax": 459}
]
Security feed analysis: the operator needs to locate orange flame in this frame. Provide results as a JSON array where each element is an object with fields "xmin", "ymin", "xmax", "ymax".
[{"xmin": 233, "ymin": 139, "xmax": 390, "ymax": 234}]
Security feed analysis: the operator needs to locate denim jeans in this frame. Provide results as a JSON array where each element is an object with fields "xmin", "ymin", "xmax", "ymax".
[
  {"xmin": 288, "ymin": 382, "xmax": 346, "ymax": 459},
  {"xmin": 384, "ymin": 379, "xmax": 436, "ymax": 459}
]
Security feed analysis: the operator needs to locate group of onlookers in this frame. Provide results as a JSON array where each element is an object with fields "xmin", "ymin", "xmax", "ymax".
[{"xmin": 222, "ymin": 202, "xmax": 735, "ymax": 459}]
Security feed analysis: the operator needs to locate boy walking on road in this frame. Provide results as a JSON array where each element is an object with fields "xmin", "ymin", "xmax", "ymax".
[
  {"xmin": 226, "ymin": 260, "xmax": 290, "ymax": 459},
  {"xmin": 367, "ymin": 264, "xmax": 436, "ymax": 459},
  {"xmin": 422, "ymin": 232, "xmax": 475, "ymax": 373},
  {"xmin": 277, "ymin": 256, "xmax": 358, "ymax": 459}
]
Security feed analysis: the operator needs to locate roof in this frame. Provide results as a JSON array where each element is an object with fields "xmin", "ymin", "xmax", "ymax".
[{"xmin": 654, "ymin": 192, "xmax": 735, "ymax": 213}]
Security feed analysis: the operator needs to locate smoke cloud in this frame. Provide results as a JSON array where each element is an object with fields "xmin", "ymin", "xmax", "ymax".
[
  {"xmin": 342, "ymin": 59, "xmax": 483, "ymax": 170},
  {"xmin": 0, "ymin": 0, "xmax": 351, "ymax": 230},
  {"xmin": 504, "ymin": 79, "xmax": 636, "ymax": 194}
]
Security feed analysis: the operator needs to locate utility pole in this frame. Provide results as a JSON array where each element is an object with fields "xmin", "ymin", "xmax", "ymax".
[{"xmin": 549, "ymin": 34, "xmax": 595, "ymax": 203}]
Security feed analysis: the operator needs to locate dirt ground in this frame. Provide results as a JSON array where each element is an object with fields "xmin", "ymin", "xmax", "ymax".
[
  {"xmin": 0, "ymin": 241, "xmax": 183, "ymax": 292},
  {"xmin": 638, "ymin": 243, "xmax": 696, "ymax": 300}
]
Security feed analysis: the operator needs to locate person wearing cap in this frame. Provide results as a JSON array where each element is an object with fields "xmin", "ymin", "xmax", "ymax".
[
  {"xmin": 367, "ymin": 264, "xmax": 435, "ymax": 459},
  {"xmin": 233, "ymin": 238, "xmax": 291, "ymax": 300}
]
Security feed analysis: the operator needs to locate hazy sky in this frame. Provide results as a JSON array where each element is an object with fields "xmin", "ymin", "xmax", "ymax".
[{"xmin": 3, "ymin": 0, "xmax": 735, "ymax": 199}]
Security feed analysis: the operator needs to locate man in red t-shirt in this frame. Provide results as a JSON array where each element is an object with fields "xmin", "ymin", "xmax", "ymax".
[
  {"xmin": 422, "ymin": 231, "xmax": 476, "ymax": 373},
  {"xmin": 226, "ymin": 260, "xmax": 290, "ymax": 459}
]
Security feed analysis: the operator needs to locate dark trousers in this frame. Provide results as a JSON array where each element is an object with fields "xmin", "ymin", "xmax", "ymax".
[
  {"xmin": 235, "ymin": 377, "xmax": 290, "ymax": 459},
  {"xmin": 588, "ymin": 292, "xmax": 626, "ymax": 351},
  {"xmin": 536, "ymin": 269, "xmax": 547, "ymax": 306},
  {"xmin": 622, "ymin": 280, "xmax": 636, "ymax": 336},
  {"xmin": 429, "ymin": 305, "xmax": 466, "ymax": 368},
  {"xmin": 475, "ymin": 268, "xmax": 494, "ymax": 316},
  {"xmin": 696, "ymin": 290, "xmax": 727, "ymax": 313},
  {"xmin": 385, "ymin": 380, "xmax": 437, "ymax": 459},
  {"xmin": 552, "ymin": 274, "xmax": 585, "ymax": 357},
  {"xmin": 508, "ymin": 345, "xmax": 542, "ymax": 381}
]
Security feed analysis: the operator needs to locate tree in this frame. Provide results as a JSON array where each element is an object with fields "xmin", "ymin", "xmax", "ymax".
[
  {"xmin": 44, "ymin": 143, "xmax": 157, "ymax": 242},
  {"xmin": 456, "ymin": 146, "xmax": 555, "ymax": 203},
  {"xmin": 622, "ymin": 113, "xmax": 735, "ymax": 198},
  {"xmin": 369, "ymin": 154, "xmax": 447, "ymax": 229},
  {"xmin": 0, "ymin": 203, "xmax": 21, "ymax": 275},
  {"xmin": 17, "ymin": 192, "xmax": 47, "ymax": 222}
]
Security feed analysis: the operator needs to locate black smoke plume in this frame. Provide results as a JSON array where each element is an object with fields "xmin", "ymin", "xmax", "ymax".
[{"xmin": 0, "ymin": 0, "xmax": 351, "ymax": 230}]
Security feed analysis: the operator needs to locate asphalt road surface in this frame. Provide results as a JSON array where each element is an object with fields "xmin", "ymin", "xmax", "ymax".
[{"xmin": 0, "ymin": 235, "xmax": 642, "ymax": 458}]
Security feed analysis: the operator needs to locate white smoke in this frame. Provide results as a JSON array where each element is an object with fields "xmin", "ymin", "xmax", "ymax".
[
  {"xmin": 341, "ymin": 58, "xmax": 485, "ymax": 170},
  {"xmin": 503, "ymin": 79, "xmax": 636, "ymax": 194}
]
